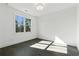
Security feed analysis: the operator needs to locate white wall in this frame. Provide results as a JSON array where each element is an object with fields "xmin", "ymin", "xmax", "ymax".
[
  {"xmin": 0, "ymin": 4, "xmax": 37, "ymax": 48},
  {"xmin": 0, "ymin": 3, "xmax": 77, "ymax": 48},
  {"xmin": 77, "ymin": 5, "xmax": 79, "ymax": 50},
  {"xmin": 38, "ymin": 7, "xmax": 77, "ymax": 46}
]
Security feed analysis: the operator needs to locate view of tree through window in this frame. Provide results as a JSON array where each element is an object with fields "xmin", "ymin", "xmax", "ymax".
[{"xmin": 16, "ymin": 15, "xmax": 31, "ymax": 32}]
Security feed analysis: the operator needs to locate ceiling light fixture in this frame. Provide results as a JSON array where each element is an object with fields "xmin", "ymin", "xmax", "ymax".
[{"xmin": 34, "ymin": 3, "xmax": 45, "ymax": 11}]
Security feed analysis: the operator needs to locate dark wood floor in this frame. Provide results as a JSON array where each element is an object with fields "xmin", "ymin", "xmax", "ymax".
[{"xmin": 0, "ymin": 38, "xmax": 79, "ymax": 56}]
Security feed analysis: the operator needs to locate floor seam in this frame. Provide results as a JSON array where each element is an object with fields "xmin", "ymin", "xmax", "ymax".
[{"xmin": 45, "ymin": 41, "xmax": 54, "ymax": 50}]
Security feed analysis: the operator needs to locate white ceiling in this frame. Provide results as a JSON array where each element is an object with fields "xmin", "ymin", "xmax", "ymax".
[{"xmin": 8, "ymin": 3, "xmax": 76, "ymax": 17}]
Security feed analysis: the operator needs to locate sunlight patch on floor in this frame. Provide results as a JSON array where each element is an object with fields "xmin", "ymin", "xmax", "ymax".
[
  {"xmin": 47, "ymin": 35, "xmax": 67, "ymax": 54},
  {"xmin": 30, "ymin": 43, "xmax": 48, "ymax": 49},
  {"xmin": 30, "ymin": 36, "xmax": 67, "ymax": 54},
  {"xmin": 47, "ymin": 45, "xmax": 67, "ymax": 54},
  {"xmin": 38, "ymin": 41, "xmax": 52, "ymax": 44}
]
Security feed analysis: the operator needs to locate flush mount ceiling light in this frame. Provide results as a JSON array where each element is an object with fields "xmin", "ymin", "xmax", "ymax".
[{"xmin": 34, "ymin": 3, "xmax": 45, "ymax": 11}]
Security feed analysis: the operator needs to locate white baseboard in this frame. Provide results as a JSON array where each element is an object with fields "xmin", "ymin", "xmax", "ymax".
[{"xmin": 38, "ymin": 34, "xmax": 54, "ymax": 41}]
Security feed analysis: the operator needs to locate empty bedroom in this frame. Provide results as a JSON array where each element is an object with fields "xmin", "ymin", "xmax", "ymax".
[{"xmin": 0, "ymin": 3, "xmax": 79, "ymax": 56}]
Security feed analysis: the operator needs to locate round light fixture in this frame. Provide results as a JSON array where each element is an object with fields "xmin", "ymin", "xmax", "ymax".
[
  {"xmin": 36, "ymin": 5, "xmax": 44, "ymax": 10},
  {"xmin": 34, "ymin": 3, "xmax": 45, "ymax": 11}
]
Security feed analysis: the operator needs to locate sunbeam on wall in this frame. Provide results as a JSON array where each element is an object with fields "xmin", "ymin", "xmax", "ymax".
[
  {"xmin": 47, "ymin": 35, "xmax": 67, "ymax": 54},
  {"xmin": 53, "ymin": 35, "xmax": 67, "ymax": 47}
]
